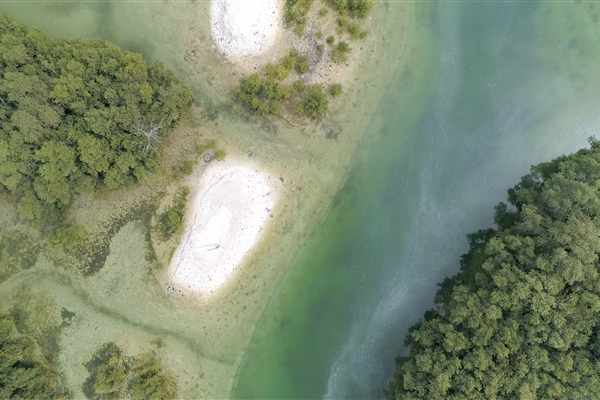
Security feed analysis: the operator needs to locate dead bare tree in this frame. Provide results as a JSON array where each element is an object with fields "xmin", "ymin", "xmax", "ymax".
[{"xmin": 131, "ymin": 116, "xmax": 166, "ymax": 152}]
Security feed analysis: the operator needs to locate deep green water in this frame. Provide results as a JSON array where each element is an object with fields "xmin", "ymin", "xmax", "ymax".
[
  {"xmin": 232, "ymin": 2, "xmax": 600, "ymax": 399},
  {"xmin": 1, "ymin": 1, "xmax": 600, "ymax": 399}
]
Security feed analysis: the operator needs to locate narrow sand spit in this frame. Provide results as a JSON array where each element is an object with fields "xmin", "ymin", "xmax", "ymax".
[
  {"xmin": 210, "ymin": 0, "xmax": 281, "ymax": 57},
  {"xmin": 167, "ymin": 159, "xmax": 277, "ymax": 297}
]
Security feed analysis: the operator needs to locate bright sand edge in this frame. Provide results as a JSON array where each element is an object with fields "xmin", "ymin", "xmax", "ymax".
[{"xmin": 165, "ymin": 158, "xmax": 279, "ymax": 297}]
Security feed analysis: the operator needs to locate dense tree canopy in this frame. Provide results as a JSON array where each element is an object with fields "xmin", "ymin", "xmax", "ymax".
[
  {"xmin": 386, "ymin": 139, "xmax": 600, "ymax": 399},
  {"xmin": 82, "ymin": 342, "xmax": 177, "ymax": 400},
  {"xmin": 0, "ymin": 312, "xmax": 64, "ymax": 399},
  {"xmin": 0, "ymin": 14, "xmax": 193, "ymax": 226}
]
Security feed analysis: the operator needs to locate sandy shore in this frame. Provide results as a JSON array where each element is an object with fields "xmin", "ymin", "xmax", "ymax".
[
  {"xmin": 210, "ymin": 0, "xmax": 281, "ymax": 58},
  {"xmin": 166, "ymin": 158, "xmax": 278, "ymax": 297}
]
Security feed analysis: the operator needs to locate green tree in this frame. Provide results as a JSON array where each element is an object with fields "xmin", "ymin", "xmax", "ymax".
[
  {"xmin": 0, "ymin": 312, "xmax": 64, "ymax": 398},
  {"xmin": 284, "ymin": 0, "xmax": 314, "ymax": 35},
  {"xmin": 347, "ymin": 0, "xmax": 372, "ymax": 18},
  {"xmin": 44, "ymin": 223, "xmax": 88, "ymax": 250},
  {"xmin": 158, "ymin": 187, "xmax": 190, "ymax": 240},
  {"xmin": 329, "ymin": 83, "xmax": 343, "ymax": 97},
  {"xmin": 0, "ymin": 14, "xmax": 193, "ymax": 227},
  {"xmin": 303, "ymin": 85, "xmax": 328, "ymax": 118},
  {"xmin": 82, "ymin": 342, "xmax": 127, "ymax": 399},
  {"xmin": 129, "ymin": 354, "xmax": 177, "ymax": 400},
  {"xmin": 82, "ymin": 342, "xmax": 176, "ymax": 400},
  {"xmin": 386, "ymin": 138, "xmax": 600, "ymax": 399},
  {"xmin": 331, "ymin": 41, "xmax": 351, "ymax": 64}
]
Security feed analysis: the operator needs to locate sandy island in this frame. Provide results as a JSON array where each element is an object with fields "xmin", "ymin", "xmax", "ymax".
[
  {"xmin": 210, "ymin": 0, "xmax": 281, "ymax": 58},
  {"xmin": 166, "ymin": 158, "xmax": 278, "ymax": 296}
]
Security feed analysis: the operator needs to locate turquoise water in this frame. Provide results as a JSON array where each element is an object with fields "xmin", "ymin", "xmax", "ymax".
[{"xmin": 233, "ymin": 2, "xmax": 600, "ymax": 399}]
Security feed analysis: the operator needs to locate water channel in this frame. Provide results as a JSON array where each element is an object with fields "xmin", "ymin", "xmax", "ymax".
[{"xmin": 232, "ymin": 2, "xmax": 600, "ymax": 399}]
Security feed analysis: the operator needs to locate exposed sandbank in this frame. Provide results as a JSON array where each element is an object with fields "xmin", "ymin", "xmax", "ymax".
[
  {"xmin": 166, "ymin": 158, "xmax": 278, "ymax": 297},
  {"xmin": 210, "ymin": 0, "xmax": 281, "ymax": 58}
]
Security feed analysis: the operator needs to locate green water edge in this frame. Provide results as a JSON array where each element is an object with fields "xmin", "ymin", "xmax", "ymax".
[{"xmin": 232, "ymin": 2, "xmax": 600, "ymax": 399}]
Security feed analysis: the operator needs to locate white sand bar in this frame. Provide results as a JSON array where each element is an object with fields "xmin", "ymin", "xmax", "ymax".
[
  {"xmin": 167, "ymin": 159, "xmax": 276, "ymax": 296},
  {"xmin": 210, "ymin": 0, "xmax": 280, "ymax": 57}
]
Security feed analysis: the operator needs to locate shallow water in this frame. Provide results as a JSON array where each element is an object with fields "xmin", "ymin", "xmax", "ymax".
[
  {"xmin": 232, "ymin": 2, "xmax": 600, "ymax": 399},
  {"xmin": 1, "ymin": 1, "xmax": 600, "ymax": 399}
]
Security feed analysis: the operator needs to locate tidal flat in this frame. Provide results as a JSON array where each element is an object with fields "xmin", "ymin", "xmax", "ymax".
[{"xmin": 0, "ymin": 0, "xmax": 412, "ymax": 397}]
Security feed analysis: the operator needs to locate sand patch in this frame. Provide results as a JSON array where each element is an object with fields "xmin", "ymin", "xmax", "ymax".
[
  {"xmin": 210, "ymin": 0, "xmax": 281, "ymax": 58},
  {"xmin": 166, "ymin": 158, "xmax": 277, "ymax": 297}
]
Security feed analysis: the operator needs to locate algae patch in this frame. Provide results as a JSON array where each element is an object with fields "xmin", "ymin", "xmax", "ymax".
[{"xmin": 0, "ymin": 230, "xmax": 41, "ymax": 282}]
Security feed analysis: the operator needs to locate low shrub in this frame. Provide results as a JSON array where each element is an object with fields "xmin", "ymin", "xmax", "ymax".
[
  {"xmin": 293, "ymin": 101, "xmax": 305, "ymax": 115},
  {"xmin": 292, "ymin": 80, "xmax": 306, "ymax": 94},
  {"xmin": 276, "ymin": 64, "xmax": 290, "ymax": 80},
  {"xmin": 348, "ymin": 0, "xmax": 372, "ymax": 18},
  {"xmin": 265, "ymin": 63, "xmax": 278, "ymax": 80},
  {"xmin": 332, "ymin": 0, "xmax": 372, "ymax": 18},
  {"xmin": 296, "ymin": 55, "xmax": 310, "ymax": 74},
  {"xmin": 304, "ymin": 85, "xmax": 329, "ymax": 118},
  {"xmin": 214, "ymin": 149, "xmax": 227, "ymax": 161},
  {"xmin": 348, "ymin": 23, "xmax": 368, "ymax": 39},
  {"xmin": 82, "ymin": 342, "xmax": 176, "ymax": 400},
  {"xmin": 173, "ymin": 160, "xmax": 194, "ymax": 179},
  {"xmin": 331, "ymin": 41, "xmax": 351, "ymax": 63},
  {"xmin": 262, "ymin": 79, "xmax": 289, "ymax": 101},
  {"xmin": 329, "ymin": 83, "xmax": 343, "ymax": 97},
  {"xmin": 158, "ymin": 187, "xmax": 190, "ymax": 240},
  {"xmin": 239, "ymin": 74, "xmax": 261, "ymax": 95},
  {"xmin": 45, "ymin": 223, "xmax": 88, "ymax": 250},
  {"xmin": 234, "ymin": 49, "xmax": 337, "ymax": 119},
  {"xmin": 285, "ymin": 0, "xmax": 314, "ymax": 36}
]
